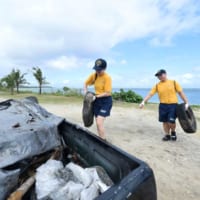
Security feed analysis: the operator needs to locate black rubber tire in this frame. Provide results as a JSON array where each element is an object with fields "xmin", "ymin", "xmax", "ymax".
[
  {"xmin": 25, "ymin": 96, "xmax": 39, "ymax": 104},
  {"xmin": 82, "ymin": 92, "xmax": 95, "ymax": 127},
  {"xmin": 176, "ymin": 103, "xmax": 197, "ymax": 133}
]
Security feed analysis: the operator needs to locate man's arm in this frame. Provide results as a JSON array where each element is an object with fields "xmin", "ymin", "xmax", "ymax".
[
  {"xmin": 83, "ymin": 83, "xmax": 88, "ymax": 94},
  {"xmin": 139, "ymin": 93, "xmax": 154, "ymax": 109},
  {"xmin": 178, "ymin": 91, "xmax": 189, "ymax": 109},
  {"xmin": 139, "ymin": 85, "xmax": 156, "ymax": 109},
  {"xmin": 84, "ymin": 74, "xmax": 94, "ymax": 94}
]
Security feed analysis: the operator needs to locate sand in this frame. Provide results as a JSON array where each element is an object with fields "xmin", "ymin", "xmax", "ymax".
[{"xmin": 42, "ymin": 102, "xmax": 200, "ymax": 200}]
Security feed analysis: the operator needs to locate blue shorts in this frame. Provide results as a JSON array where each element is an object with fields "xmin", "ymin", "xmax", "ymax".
[
  {"xmin": 159, "ymin": 103, "xmax": 177, "ymax": 123},
  {"xmin": 93, "ymin": 96, "xmax": 112, "ymax": 117}
]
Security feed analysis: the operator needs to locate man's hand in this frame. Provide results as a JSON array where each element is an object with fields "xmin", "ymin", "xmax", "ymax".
[
  {"xmin": 139, "ymin": 101, "xmax": 145, "ymax": 109},
  {"xmin": 185, "ymin": 103, "xmax": 189, "ymax": 110}
]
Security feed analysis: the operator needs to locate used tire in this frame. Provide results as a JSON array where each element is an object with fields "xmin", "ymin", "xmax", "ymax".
[
  {"xmin": 82, "ymin": 92, "xmax": 95, "ymax": 127},
  {"xmin": 176, "ymin": 103, "xmax": 197, "ymax": 133}
]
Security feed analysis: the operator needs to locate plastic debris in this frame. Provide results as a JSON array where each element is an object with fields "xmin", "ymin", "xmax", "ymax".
[
  {"xmin": 66, "ymin": 162, "xmax": 92, "ymax": 188},
  {"xmin": 35, "ymin": 160, "xmax": 112, "ymax": 200}
]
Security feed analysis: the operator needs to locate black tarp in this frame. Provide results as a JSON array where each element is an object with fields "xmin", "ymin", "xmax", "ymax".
[{"xmin": 0, "ymin": 98, "xmax": 64, "ymax": 200}]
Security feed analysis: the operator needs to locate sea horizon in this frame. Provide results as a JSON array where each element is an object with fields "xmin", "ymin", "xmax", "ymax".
[{"xmin": 18, "ymin": 86, "xmax": 200, "ymax": 105}]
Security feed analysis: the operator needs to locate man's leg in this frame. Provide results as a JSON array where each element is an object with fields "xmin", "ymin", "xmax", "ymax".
[
  {"xmin": 169, "ymin": 122, "xmax": 176, "ymax": 132},
  {"xmin": 169, "ymin": 122, "xmax": 177, "ymax": 141},
  {"xmin": 168, "ymin": 104, "xmax": 178, "ymax": 141},
  {"xmin": 162, "ymin": 122, "xmax": 171, "ymax": 141},
  {"xmin": 159, "ymin": 104, "xmax": 170, "ymax": 141},
  {"xmin": 163, "ymin": 122, "xmax": 170, "ymax": 134},
  {"xmin": 96, "ymin": 116, "xmax": 106, "ymax": 140}
]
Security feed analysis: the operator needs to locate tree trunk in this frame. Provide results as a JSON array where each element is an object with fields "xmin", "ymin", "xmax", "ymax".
[
  {"xmin": 10, "ymin": 87, "xmax": 14, "ymax": 95},
  {"xmin": 39, "ymin": 84, "xmax": 42, "ymax": 95},
  {"xmin": 16, "ymin": 83, "xmax": 19, "ymax": 93}
]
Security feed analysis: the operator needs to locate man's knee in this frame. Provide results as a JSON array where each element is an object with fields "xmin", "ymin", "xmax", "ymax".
[{"xmin": 169, "ymin": 122, "xmax": 176, "ymax": 128}]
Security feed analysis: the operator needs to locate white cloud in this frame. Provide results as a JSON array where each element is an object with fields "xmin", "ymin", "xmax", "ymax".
[
  {"xmin": 0, "ymin": 0, "xmax": 200, "ymax": 88},
  {"xmin": 120, "ymin": 60, "xmax": 127, "ymax": 65},
  {"xmin": 182, "ymin": 73, "xmax": 194, "ymax": 79},
  {"xmin": 0, "ymin": 0, "xmax": 199, "ymax": 61},
  {"xmin": 171, "ymin": 71, "xmax": 200, "ymax": 87},
  {"xmin": 63, "ymin": 80, "xmax": 70, "ymax": 85},
  {"xmin": 86, "ymin": 61, "xmax": 95, "ymax": 69},
  {"xmin": 193, "ymin": 66, "xmax": 200, "ymax": 72},
  {"xmin": 45, "ymin": 56, "xmax": 84, "ymax": 70},
  {"xmin": 111, "ymin": 74, "xmax": 123, "ymax": 82}
]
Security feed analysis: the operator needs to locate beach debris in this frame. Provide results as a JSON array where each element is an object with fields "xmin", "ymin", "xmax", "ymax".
[
  {"xmin": 66, "ymin": 162, "xmax": 92, "ymax": 187},
  {"xmin": 0, "ymin": 98, "xmax": 64, "ymax": 169},
  {"xmin": 0, "ymin": 169, "xmax": 20, "ymax": 200},
  {"xmin": 85, "ymin": 167, "xmax": 111, "ymax": 193},
  {"xmin": 50, "ymin": 181, "xmax": 83, "ymax": 200},
  {"xmin": 80, "ymin": 183, "xmax": 99, "ymax": 200},
  {"xmin": 35, "ymin": 160, "xmax": 112, "ymax": 200},
  {"xmin": 0, "ymin": 98, "xmax": 64, "ymax": 199},
  {"xmin": 91, "ymin": 166, "xmax": 113, "ymax": 187},
  {"xmin": 7, "ymin": 175, "xmax": 36, "ymax": 200},
  {"xmin": 7, "ymin": 148, "xmax": 62, "ymax": 200}
]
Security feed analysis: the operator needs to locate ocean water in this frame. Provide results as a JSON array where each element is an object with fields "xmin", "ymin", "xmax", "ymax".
[
  {"xmin": 115, "ymin": 88, "xmax": 200, "ymax": 105},
  {"xmin": 19, "ymin": 87, "xmax": 200, "ymax": 105}
]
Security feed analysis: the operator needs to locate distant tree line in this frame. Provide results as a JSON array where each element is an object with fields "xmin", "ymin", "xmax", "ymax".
[
  {"xmin": 0, "ymin": 68, "xmax": 143, "ymax": 103},
  {"xmin": 0, "ymin": 67, "xmax": 48, "ymax": 95}
]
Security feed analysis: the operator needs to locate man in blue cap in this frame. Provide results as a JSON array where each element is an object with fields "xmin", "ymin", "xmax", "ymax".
[
  {"xmin": 140, "ymin": 69, "xmax": 189, "ymax": 141},
  {"xmin": 84, "ymin": 58, "xmax": 112, "ymax": 140}
]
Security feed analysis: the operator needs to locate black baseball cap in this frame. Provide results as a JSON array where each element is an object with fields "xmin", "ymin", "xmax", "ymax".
[
  {"xmin": 155, "ymin": 69, "xmax": 166, "ymax": 76},
  {"xmin": 93, "ymin": 58, "xmax": 107, "ymax": 71}
]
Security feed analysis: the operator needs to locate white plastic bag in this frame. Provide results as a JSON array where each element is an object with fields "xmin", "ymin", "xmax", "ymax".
[
  {"xmin": 36, "ymin": 161, "xmax": 111, "ymax": 200},
  {"xmin": 80, "ymin": 183, "xmax": 99, "ymax": 200},
  {"xmin": 85, "ymin": 168, "xmax": 110, "ymax": 193},
  {"xmin": 66, "ymin": 162, "xmax": 92, "ymax": 187},
  {"xmin": 35, "ymin": 160, "xmax": 64, "ymax": 199},
  {"xmin": 50, "ymin": 181, "xmax": 83, "ymax": 200}
]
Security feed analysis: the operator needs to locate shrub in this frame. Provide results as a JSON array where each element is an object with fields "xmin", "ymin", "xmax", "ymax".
[
  {"xmin": 112, "ymin": 89, "xmax": 143, "ymax": 103},
  {"xmin": 63, "ymin": 87, "xmax": 82, "ymax": 97}
]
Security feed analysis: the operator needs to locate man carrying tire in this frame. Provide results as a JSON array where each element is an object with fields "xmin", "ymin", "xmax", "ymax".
[
  {"xmin": 139, "ymin": 69, "xmax": 189, "ymax": 141},
  {"xmin": 84, "ymin": 58, "xmax": 112, "ymax": 140}
]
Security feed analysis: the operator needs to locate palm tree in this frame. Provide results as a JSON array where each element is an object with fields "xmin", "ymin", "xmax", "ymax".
[
  {"xmin": 32, "ymin": 67, "xmax": 48, "ymax": 94},
  {"xmin": 14, "ymin": 69, "xmax": 28, "ymax": 93},
  {"xmin": 1, "ymin": 69, "xmax": 16, "ymax": 95}
]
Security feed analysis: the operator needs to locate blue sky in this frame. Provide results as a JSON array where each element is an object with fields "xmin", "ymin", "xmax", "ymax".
[{"xmin": 0, "ymin": 0, "xmax": 200, "ymax": 88}]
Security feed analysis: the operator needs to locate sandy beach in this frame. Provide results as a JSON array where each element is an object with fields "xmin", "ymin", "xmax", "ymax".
[{"xmin": 42, "ymin": 101, "xmax": 200, "ymax": 200}]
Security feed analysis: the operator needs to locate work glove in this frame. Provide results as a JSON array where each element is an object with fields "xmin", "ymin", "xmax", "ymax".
[
  {"xmin": 185, "ymin": 103, "xmax": 189, "ymax": 110},
  {"xmin": 139, "ymin": 101, "xmax": 145, "ymax": 109},
  {"xmin": 92, "ymin": 95, "xmax": 96, "ymax": 101}
]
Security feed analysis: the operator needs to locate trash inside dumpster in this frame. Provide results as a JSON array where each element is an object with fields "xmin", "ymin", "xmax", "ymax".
[
  {"xmin": 0, "ymin": 98, "xmax": 64, "ymax": 200},
  {"xmin": 0, "ymin": 97, "xmax": 157, "ymax": 200},
  {"xmin": 35, "ymin": 160, "xmax": 112, "ymax": 200}
]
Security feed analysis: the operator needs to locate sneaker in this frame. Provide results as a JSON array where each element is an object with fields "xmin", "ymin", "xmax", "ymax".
[
  {"xmin": 171, "ymin": 132, "xmax": 177, "ymax": 141},
  {"xmin": 162, "ymin": 135, "xmax": 171, "ymax": 141}
]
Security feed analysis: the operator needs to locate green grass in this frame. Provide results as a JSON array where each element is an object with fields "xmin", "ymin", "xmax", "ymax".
[
  {"xmin": 191, "ymin": 105, "xmax": 200, "ymax": 110},
  {"xmin": 0, "ymin": 91, "xmax": 83, "ymax": 104},
  {"xmin": 1, "ymin": 91, "xmax": 199, "ymax": 123},
  {"xmin": 0, "ymin": 91, "xmax": 199, "ymax": 110}
]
